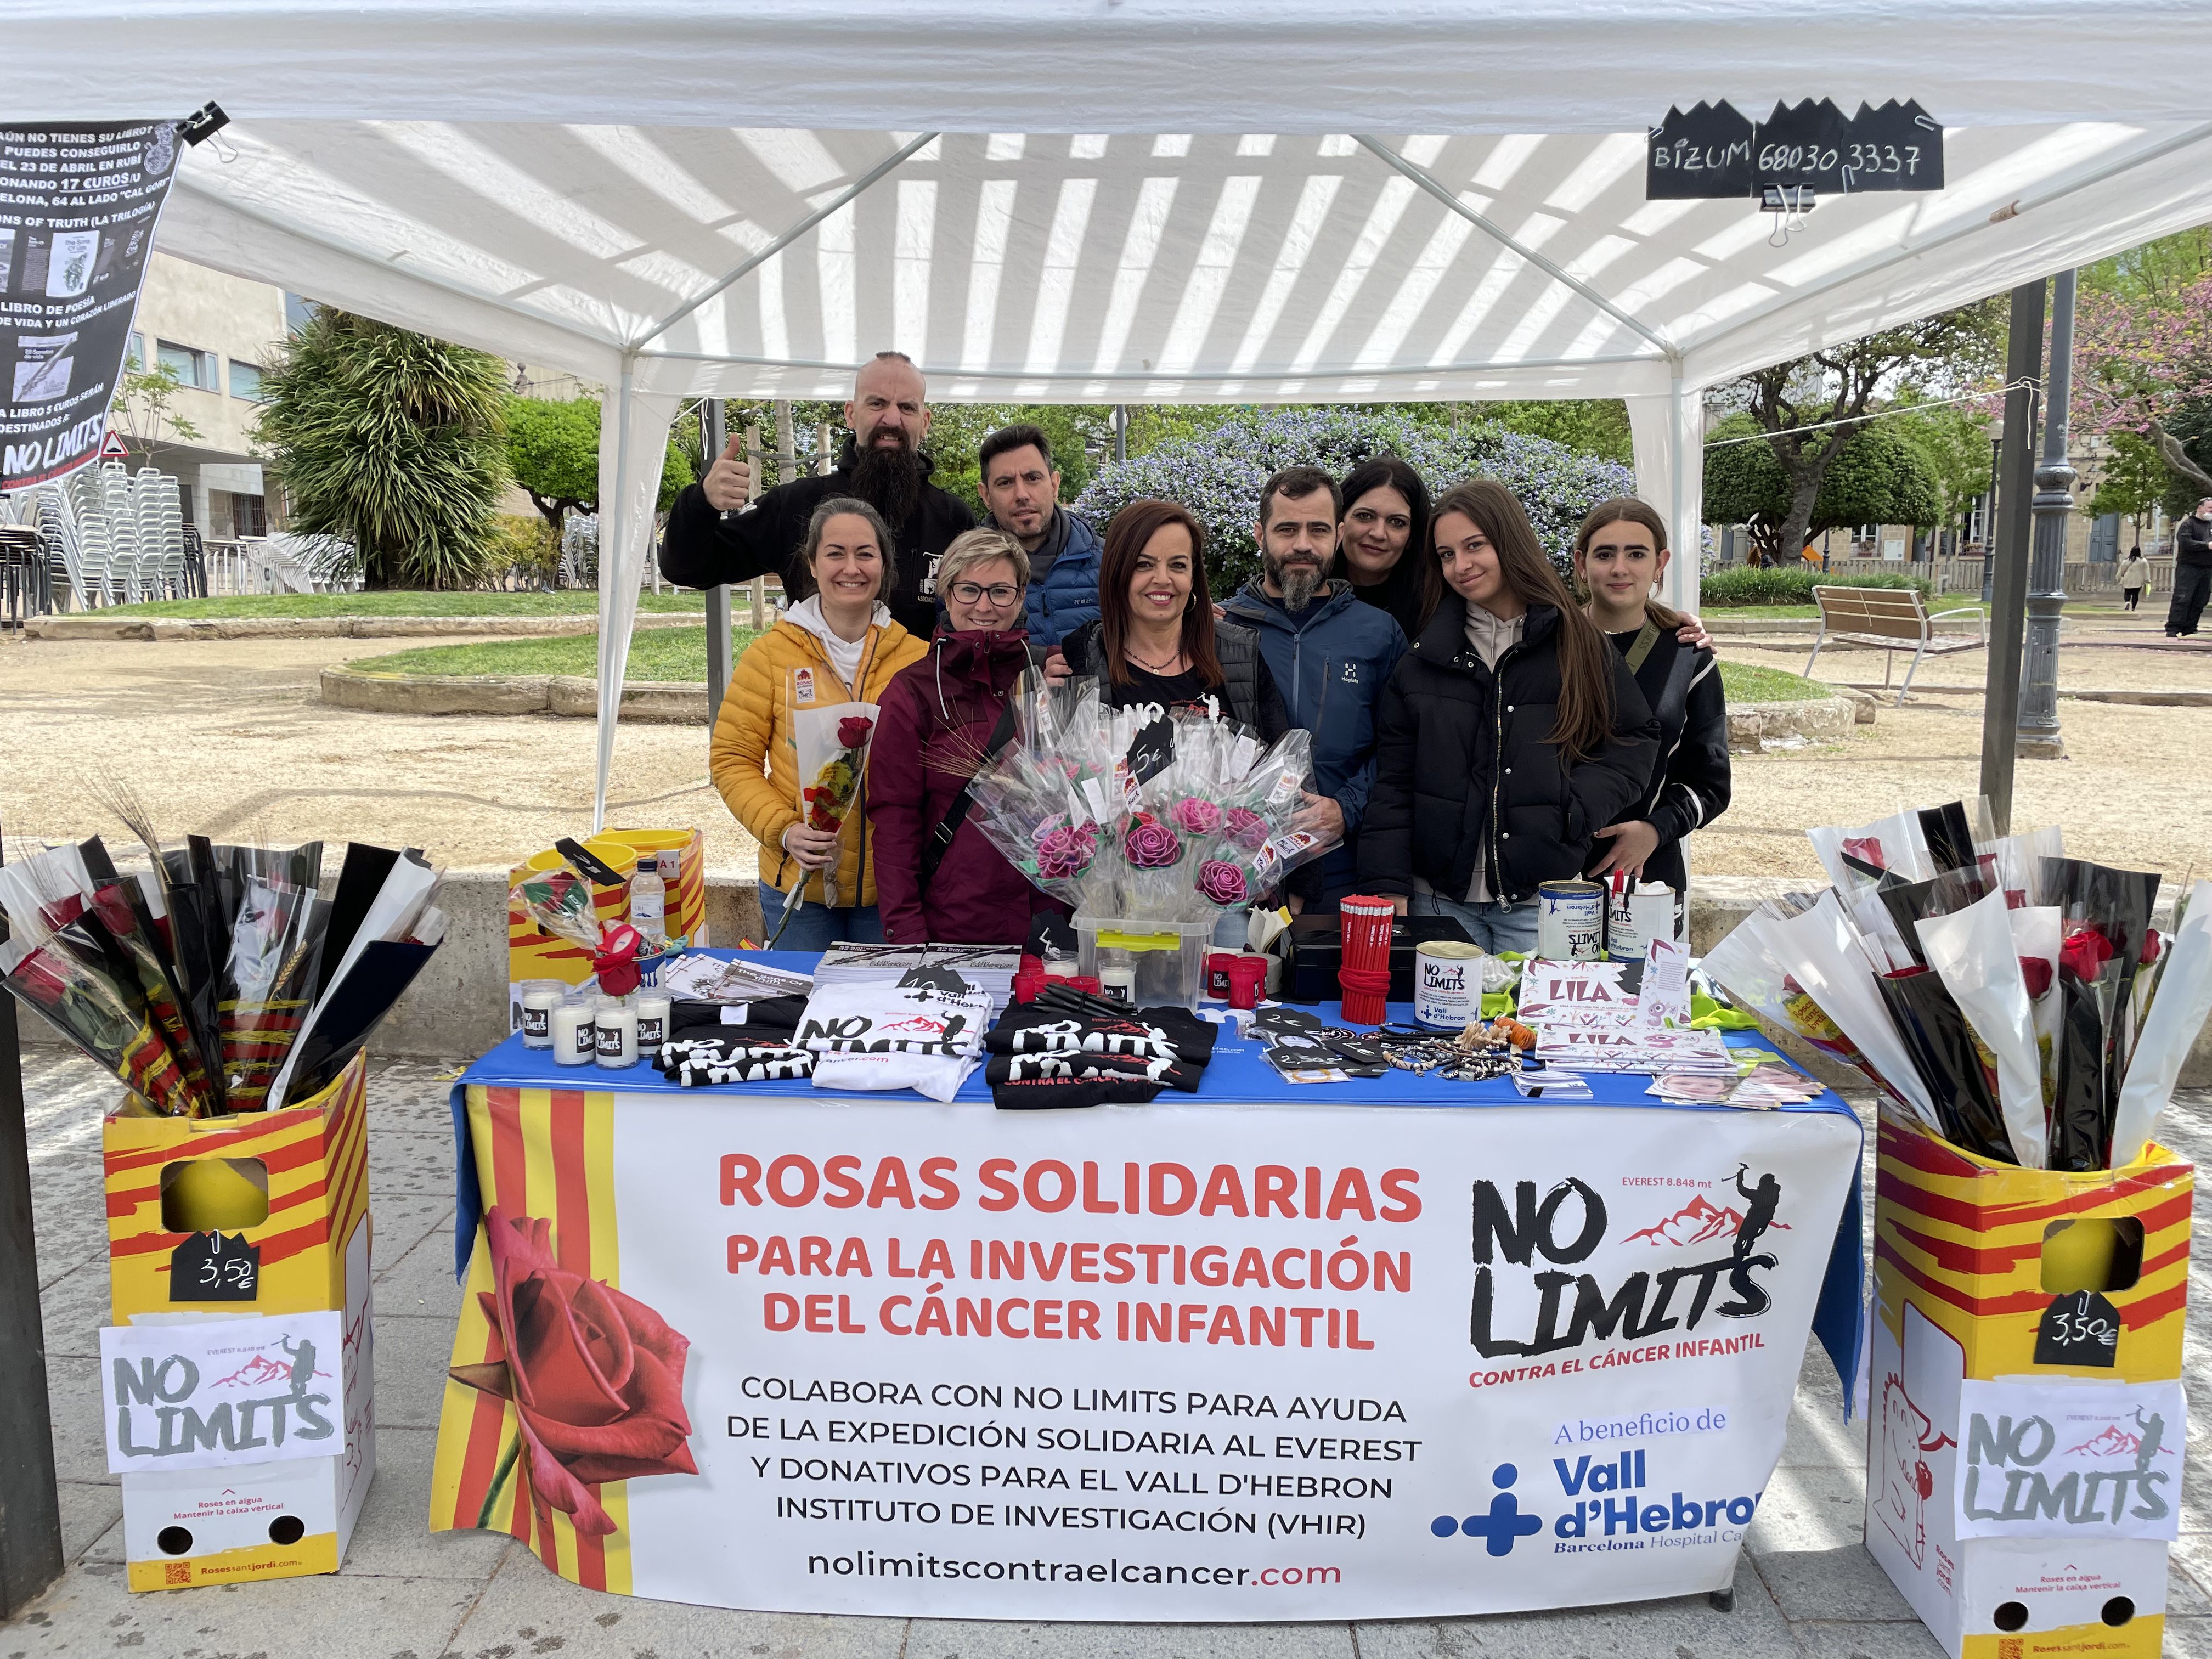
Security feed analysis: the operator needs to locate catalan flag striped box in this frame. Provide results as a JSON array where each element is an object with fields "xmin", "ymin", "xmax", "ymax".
[
  {"xmin": 103, "ymin": 1054, "xmax": 377, "ymax": 1590},
  {"xmin": 505, "ymin": 829, "xmax": 707, "ymax": 1026},
  {"xmin": 1865, "ymin": 1116, "xmax": 2191, "ymax": 1658}
]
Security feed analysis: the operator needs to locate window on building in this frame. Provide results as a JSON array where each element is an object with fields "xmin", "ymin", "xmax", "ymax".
[
  {"xmin": 284, "ymin": 293, "xmax": 320, "ymax": 335},
  {"xmin": 230, "ymin": 492, "xmax": 269, "ymax": 538},
  {"xmin": 229, "ymin": 360, "xmax": 265, "ymax": 401},
  {"xmin": 155, "ymin": 340, "xmax": 216, "ymax": 390},
  {"xmin": 127, "ymin": 331, "xmax": 147, "ymax": 373}
]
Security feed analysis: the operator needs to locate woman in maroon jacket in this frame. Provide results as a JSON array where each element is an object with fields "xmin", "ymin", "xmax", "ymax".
[{"xmin": 868, "ymin": 528, "xmax": 1068, "ymax": 944}]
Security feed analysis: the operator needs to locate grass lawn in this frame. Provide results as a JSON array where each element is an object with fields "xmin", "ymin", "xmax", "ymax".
[
  {"xmin": 109, "ymin": 590, "xmax": 707, "ymax": 619},
  {"xmin": 1719, "ymin": 662, "xmax": 1831, "ymax": 702},
  {"xmin": 357, "ymin": 625, "xmax": 741, "ymax": 680}
]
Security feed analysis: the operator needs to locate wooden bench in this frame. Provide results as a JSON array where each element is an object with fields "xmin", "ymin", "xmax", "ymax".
[{"xmin": 1804, "ymin": 585, "xmax": 1988, "ymax": 704}]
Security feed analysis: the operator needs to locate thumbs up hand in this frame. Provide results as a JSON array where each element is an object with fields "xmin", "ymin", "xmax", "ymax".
[{"xmin": 703, "ymin": 432, "xmax": 753, "ymax": 511}]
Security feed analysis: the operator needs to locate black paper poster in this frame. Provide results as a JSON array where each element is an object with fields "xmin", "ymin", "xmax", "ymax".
[
  {"xmin": 1, "ymin": 121, "xmax": 180, "ymax": 491},
  {"xmin": 2034, "ymin": 1289, "xmax": 2121, "ymax": 1369},
  {"xmin": 1645, "ymin": 98, "xmax": 1944, "ymax": 201}
]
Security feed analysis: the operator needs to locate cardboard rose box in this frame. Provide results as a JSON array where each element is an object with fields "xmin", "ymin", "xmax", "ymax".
[{"xmin": 1865, "ymin": 1115, "xmax": 2191, "ymax": 1658}]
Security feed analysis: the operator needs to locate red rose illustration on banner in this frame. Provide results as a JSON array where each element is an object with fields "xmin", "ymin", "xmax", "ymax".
[{"xmin": 450, "ymin": 1207, "xmax": 696, "ymax": 1536}]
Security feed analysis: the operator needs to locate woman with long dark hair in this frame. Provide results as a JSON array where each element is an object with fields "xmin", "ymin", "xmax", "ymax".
[
  {"xmin": 1058, "ymin": 499, "xmax": 1289, "ymax": 740},
  {"xmin": 1572, "ymin": 497, "xmax": 1730, "ymax": 893},
  {"xmin": 1358, "ymin": 481, "xmax": 1658, "ymax": 950},
  {"xmin": 1336, "ymin": 455, "xmax": 1437, "ymax": 640}
]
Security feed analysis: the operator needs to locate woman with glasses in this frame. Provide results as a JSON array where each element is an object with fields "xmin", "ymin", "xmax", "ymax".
[{"xmin": 868, "ymin": 528, "xmax": 1068, "ymax": 945}]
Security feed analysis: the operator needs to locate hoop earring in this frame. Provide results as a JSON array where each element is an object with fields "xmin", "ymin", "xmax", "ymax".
[{"xmin": 1185, "ymin": 593, "xmax": 1197, "ymax": 613}]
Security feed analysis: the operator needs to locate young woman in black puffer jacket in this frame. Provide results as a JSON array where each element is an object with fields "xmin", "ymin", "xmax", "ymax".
[{"xmin": 1358, "ymin": 480, "xmax": 1658, "ymax": 952}]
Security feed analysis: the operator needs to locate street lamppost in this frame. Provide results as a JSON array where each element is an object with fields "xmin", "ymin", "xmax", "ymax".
[{"xmin": 2018, "ymin": 269, "xmax": 2078, "ymax": 759}]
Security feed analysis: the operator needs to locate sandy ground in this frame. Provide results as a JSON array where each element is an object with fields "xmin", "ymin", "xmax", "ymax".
[
  {"xmin": 0, "ymin": 631, "xmax": 763, "ymax": 875},
  {"xmin": 2, "ymin": 615, "xmax": 2207, "ymax": 880}
]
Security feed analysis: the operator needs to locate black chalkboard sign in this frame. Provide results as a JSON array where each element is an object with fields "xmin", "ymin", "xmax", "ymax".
[
  {"xmin": 2034, "ymin": 1289, "xmax": 2121, "ymax": 1368},
  {"xmin": 170, "ymin": 1231, "xmax": 260, "ymax": 1302},
  {"xmin": 1647, "ymin": 102, "xmax": 1756, "ymax": 199},
  {"xmin": 1644, "ymin": 97, "xmax": 1944, "ymax": 201},
  {"xmin": 1840, "ymin": 100, "xmax": 1945, "ymax": 193},
  {"xmin": 1126, "ymin": 717, "xmax": 1175, "ymax": 786}
]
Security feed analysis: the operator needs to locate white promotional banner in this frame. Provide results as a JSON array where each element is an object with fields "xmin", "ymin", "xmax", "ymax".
[{"xmin": 458, "ymin": 1097, "xmax": 1867, "ymax": 1620}]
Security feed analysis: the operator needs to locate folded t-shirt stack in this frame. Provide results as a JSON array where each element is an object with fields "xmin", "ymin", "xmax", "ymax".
[
  {"xmin": 656, "ymin": 996, "xmax": 810, "ymax": 1086},
  {"xmin": 794, "ymin": 981, "xmax": 994, "ymax": 1102},
  {"xmin": 982, "ymin": 1003, "xmax": 1220, "ymax": 1108}
]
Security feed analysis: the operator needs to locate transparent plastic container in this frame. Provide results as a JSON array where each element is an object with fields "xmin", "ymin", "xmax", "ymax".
[{"xmin": 1073, "ymin": 913, "xmax": 1216, "ymax": 1011}]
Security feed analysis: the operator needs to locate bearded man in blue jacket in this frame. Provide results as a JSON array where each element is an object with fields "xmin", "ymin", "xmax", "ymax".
[
  {"xmin": 977, "ymin": 422, "xmax": 1102, "ymax": 650},
  {"xmin": 1222, "ymin": 465, "xmax": 1408, "ymax": 912}
]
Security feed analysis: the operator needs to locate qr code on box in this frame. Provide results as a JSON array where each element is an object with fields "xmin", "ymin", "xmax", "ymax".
[
  {"xmin": 1997, "ymin": 1640, "xmax": 2022, "ymax": 1659},
  {"xmin": 163, "ymin": 1561, "xmax": 191, "ymax": 1586}
]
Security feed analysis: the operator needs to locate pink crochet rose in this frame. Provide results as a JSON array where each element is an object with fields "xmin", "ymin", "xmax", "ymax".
[
  {"xmin": 1196, "ymin": 859, "xmax": 1249, "ymax": 905},
  {"xmin": 1122, "ymin": 815, "xmax": 1182, "ymax": 870},
  {"xmin": 1170, "ymin": 797, "xmax": 1224, "ymax": 836},
  {"xmin": 1224, "ymin": 806, "xmax": 1270, "ymax": 851}
]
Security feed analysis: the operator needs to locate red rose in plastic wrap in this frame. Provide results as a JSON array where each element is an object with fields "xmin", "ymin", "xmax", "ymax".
[
  {"xmin": 837, "ymin": 715, "xmax": 874, "ymax": 749},
  {"xmin": 2018, "ymin": 956, "xmax": 2054, "ymax": 1000},
  {"xmin": 1841, "ymin": 836, "xmax": 1887, "ymax": 870},
  {"xmin": 450, "ymin": 1207, "xmax": 696, "ymax": 1536},
  {"xmin": 1224, "ymin": 806, "xmax": 1269, "ymax": 851},
  {"xmin": 2059, "ymin": 925, "xmax": 2115, "ymax": 982},
  {"xmin": 1196, "ymin": 859, "xmax": 1249, "ymax": 905}
]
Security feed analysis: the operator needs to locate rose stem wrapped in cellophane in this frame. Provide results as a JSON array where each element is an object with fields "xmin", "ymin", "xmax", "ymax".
[
  {"xmin": 78, "ymin": 880, "xmax": 220, "ymax": 1116},
  {"xmin": 963, "ymin": 677, "xmax": 1118, "ymax": 910},
  {"xmin": 216, "ymin": 876, "xmax": 332, "ymax": 1109},
  {"xmin": 2109, "ymin": 879, "xmax": 2212, "ymax": 1167},
  {"xmin": 1193, "ymin": 728, "xmax": 1336, "ymax": 911},
  {"xmin": 1808, "ymin": 808, "xmax": 1933, "ymax": 900},
  {"xmin": 0, "ymin": 930, "xmax": 200, "ymax": 1117},
  {"xmin": 788, "ymin": 689, "xmax": 881, "ymax": 913},
  {"xmin": 1704, "ymin": 907, "xmax": 1933, "ymax": 1128},
  {"xmin": 2042, "ymin": 857, "xmax": 2163, "ymax": 1169},
  {"xmin": 1914, "ymin": 888, "xmax": 2048, "ymax": 1168}
]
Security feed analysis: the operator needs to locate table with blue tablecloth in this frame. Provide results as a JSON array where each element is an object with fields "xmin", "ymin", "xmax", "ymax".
[{"xmin": 430, "ymin": 949, "xmax": 1865, "ymax": 1623}]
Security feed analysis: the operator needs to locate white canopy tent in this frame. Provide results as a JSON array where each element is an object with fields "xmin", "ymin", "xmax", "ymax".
[{"xmin": 15, "ymin": 0, "xmax": 2212, "ymax": 823}]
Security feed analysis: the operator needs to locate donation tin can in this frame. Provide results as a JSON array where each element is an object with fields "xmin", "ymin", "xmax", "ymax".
[
  {"xmin": 1607, "ymin": 881, "xmax": 1684, "ymax": 963},
  {"xmin": 1535, "ymin": 879, "xmax": 1606, "ymax": 961},
  {"xmin": 1413, "ymin": 940, "xmax": 1486, "ymax": 1029}
]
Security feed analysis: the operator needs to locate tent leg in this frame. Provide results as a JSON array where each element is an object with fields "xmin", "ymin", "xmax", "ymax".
[{"xmin": 0, "ymin": 822, "xmax": 64, "ymax": 1619}]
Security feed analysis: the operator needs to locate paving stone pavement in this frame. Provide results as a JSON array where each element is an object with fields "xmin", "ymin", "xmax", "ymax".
[{"xmin": 8, "ymin": 1048, "xmax": 2210, "ymax": 1658}]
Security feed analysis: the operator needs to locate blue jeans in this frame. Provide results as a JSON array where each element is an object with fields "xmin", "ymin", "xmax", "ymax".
[
  {"xmin": 759, "ymin": 883, "xmax": 883, "ymax": 951},
  {"xmin": 1410, "ymin": 889, "xmax": 1540, "ymax": 953}
]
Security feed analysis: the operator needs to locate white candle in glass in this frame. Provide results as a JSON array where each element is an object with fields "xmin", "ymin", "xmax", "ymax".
[
  {"xmin": 520, "ymin": 985, "xmax": 562, "ymax": 1049},
  {"xmin": 551, "ymin": 1002, "xmax": 595, "ymax": 1066},
  {"xmin": 595, "ymin": 1003, "xmax": 640, "ymax": 1068},
  {"xmin": 634, "ymin": 994, "xmax": 672, "ymax": 1057}
]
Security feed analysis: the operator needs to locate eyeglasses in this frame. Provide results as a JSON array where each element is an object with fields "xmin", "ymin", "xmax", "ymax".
[{"xmin": 949, "ymin": 582, "xmax": 1022, "ymax": 606}]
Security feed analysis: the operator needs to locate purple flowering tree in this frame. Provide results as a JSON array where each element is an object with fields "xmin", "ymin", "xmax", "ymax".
[{"xmin": 1072, "ymin": 407, "xmax": 1635, "ymax": 592}]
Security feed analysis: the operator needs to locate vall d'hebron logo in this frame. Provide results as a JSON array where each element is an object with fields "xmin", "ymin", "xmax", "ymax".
[{"xmin": 1432, "ymin": 1452, "xmax": 1761, "ymax": 1557}]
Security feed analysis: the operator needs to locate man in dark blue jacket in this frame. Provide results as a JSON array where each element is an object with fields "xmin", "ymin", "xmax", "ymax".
[
  {"xmin": 1222, "ymin": 465, "xmax": 1408, "ymax": 911},
  {"xmin": 977, "ymin": 423, "xmax": 1102, "ymax": 650}
]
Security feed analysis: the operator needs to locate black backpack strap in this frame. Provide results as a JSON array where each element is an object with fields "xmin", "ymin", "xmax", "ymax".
[{"xmin": 918, "ymin": 693, "xmax": 1020, "ymax": 895}]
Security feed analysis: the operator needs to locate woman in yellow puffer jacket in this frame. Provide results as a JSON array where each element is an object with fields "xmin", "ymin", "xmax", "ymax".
[{"xmin": 711, "ymin": 496, "xmax": 928, "ymax": 949}]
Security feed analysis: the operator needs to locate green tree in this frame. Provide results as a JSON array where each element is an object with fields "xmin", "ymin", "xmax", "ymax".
[
  {"xmin": 1467, "ymin": 399, "xmax": 1634, "ymax": 465},
  {"xmin": 924, "ymin": 403, "xmax": 1110, "ymax": 518},
  {"xmin": 1712, "ymin": 302, "xmax": 2004, "ymax": 565},
  {"xmin": 109, "ymin": 358, "xmax": 204, "ymax": 459},
  {"xmin": 1886, "ymin": 394, "xmax": 1996, "ymax": 547},
  {"xmin": 504, "ymin": 394, "xmax": 699, "ymax": 541},
  {"xmin": 255, "ymin": 311, "xmax": 511, "ymax": 589},
  {"xmin": 2086, "ymin": 431, "xmax": 2171, "ymax": 546},
  {"xmin": 1703, "ymin": 413, "xmax": 1943, "ymax": 561}
]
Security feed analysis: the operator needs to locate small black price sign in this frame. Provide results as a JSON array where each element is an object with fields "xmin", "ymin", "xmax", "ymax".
[
  {"xmin": 170, "ymin": 1231, "xmax": 261, "ymax": 1302},
  {"xmin": 2034, "ymin": 1289, "xmax": 2121, "ymax": 1368},
  {"xmin": 1646, "ymin": 101, "xmax": 1756, "ymax": 199},
  {"xmin": 1126, "ymin": 716, "xmax": 1176, "ymax": 786}
]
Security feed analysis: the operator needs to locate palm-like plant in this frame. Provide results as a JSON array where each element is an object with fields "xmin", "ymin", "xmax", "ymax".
[{"xmin": 255, "ymin": 309, "xmax": 511, "ymax": 589}]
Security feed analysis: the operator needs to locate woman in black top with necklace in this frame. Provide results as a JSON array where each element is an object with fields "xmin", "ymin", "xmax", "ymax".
[
  {"xmin": 1572, "ymin": 497, "xmax": 1730, "ymax": 891},
  {"xmin": 1059, "ymin": 498, "xmax": 1290, "ymax": 742}
]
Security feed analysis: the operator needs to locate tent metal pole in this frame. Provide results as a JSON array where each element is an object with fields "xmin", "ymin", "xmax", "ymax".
[
  {"xmin": 701, "ymin": 398, "xmax": 732, "ymax": 718},
  {"xmin": 1979, "ymin": 280, "xmax": 2047, "ymax": 836},
  {"xmin": 2018, "ymin": 269, "xmax": 2077, "ymax": 760},
  {"xmin": 0, "ymin": 819, "xmax": 65, "ymax": 1619}
]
